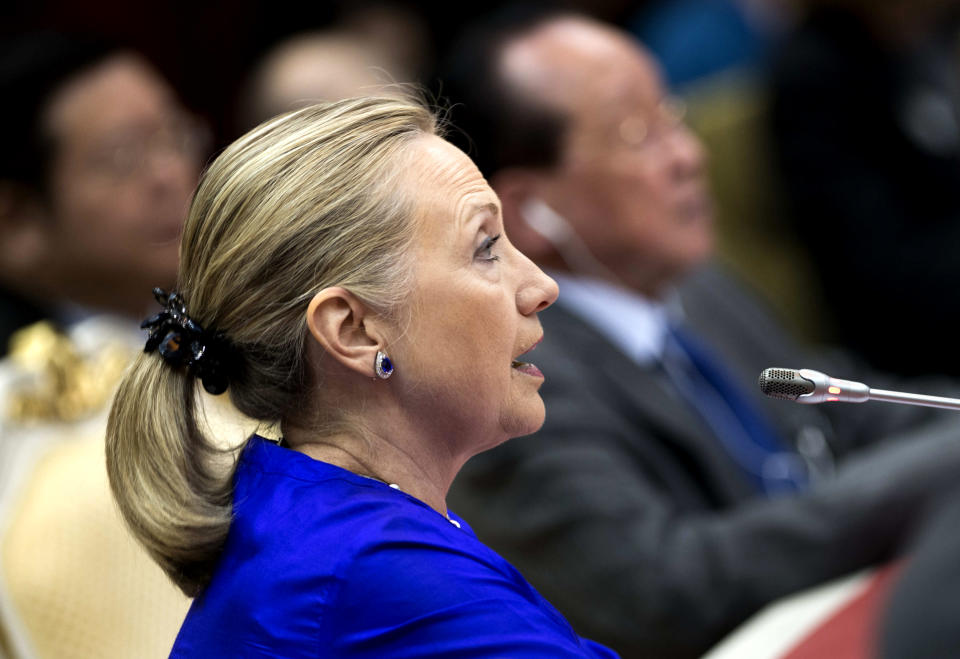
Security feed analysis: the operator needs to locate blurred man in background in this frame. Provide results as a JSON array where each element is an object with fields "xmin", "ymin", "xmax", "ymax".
[
  {"xmin": 0, "ymin": 33, "xmax": 204, "ymax": 658},
  {"xmin": 441, "ymin": 11, "xmax": 960, "ymax": 657},
  {"xmin": 235, "ymin": 4, "xmax": 428, "ymax": 133},
  {"xmin": 0, "ymin": 32, "xmax": 205, "ymax": 351}
]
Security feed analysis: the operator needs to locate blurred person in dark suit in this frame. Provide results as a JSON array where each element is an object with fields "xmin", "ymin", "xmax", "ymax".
[
  {"xmin": 0, "ymin": 32, "xmax": 205, "ymax": 658},
  {"xmin": 770, "ymin": 0, "xmax": 960, "ymax": 376},
  {"xmin": 879, "ymin": 484, "xmax": 960, "ymax": 658},
  {"xmin": 0, "ymin": 32, "xmax": 206, "ymax": 355},
  {"xmin": 440, "ymin": 11, "xmax": 960, "ymax": 657}
]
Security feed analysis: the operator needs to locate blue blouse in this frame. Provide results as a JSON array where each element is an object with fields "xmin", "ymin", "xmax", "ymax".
[{"xmin": 171, "ymin": 436, "xmax": 618, "ymax": 658}]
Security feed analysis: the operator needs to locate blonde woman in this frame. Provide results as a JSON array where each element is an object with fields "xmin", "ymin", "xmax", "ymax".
[{"xmin": 106, "ymin": 98, "xmax": 617, "ymax": 658}]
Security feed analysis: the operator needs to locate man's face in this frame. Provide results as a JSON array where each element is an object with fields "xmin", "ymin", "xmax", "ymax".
[
  {"xmin": 504, "ymin": 20, "xmax": 714, "ymax": 296},
  {"xmin": 43, "ymin": 54, "xmax": 203, "ymax": 314}
]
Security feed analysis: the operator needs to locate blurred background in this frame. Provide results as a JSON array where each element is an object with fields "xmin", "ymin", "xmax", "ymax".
[
  {"xmin": 15, "ymin": 0, "xmax": 958, "ymax": 374},
  {"xmin": 4, "ymin": 2, "xmax": 960, "ymax": 657}
]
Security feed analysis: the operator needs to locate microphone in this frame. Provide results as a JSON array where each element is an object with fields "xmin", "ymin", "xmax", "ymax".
[{"xmin": 758, "ymin": 368, "xmax": 960, "ymax": 411}]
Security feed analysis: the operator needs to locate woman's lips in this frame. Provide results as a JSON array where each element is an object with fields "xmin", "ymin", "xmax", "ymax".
[
  {"xmin": 511, "ymin": 333, "xmax": 544, "ymax": 377},
  {"xmin": 511, "ymin": 360, "xmax": 544, "ymax": 378}
]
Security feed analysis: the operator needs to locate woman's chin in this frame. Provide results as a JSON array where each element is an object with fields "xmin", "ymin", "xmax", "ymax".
[{"xmin": 499, "ymin": 400, "xmax": 546, "ymax": 442}]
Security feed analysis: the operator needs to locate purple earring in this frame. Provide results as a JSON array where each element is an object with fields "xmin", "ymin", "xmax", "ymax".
[{"xmin": 374, "ymin": 351, "xmax": 394, "ymax": 379}]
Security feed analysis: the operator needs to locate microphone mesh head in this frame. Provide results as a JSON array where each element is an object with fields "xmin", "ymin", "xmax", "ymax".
[{"xmin": 758, "ymin": 368, "xmax": 814, "ymax": 400}]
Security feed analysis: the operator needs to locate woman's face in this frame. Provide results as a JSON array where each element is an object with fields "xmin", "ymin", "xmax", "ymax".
[{"xmin": 390, "ymin": 135, "xmax": 558, "ymax": 454}]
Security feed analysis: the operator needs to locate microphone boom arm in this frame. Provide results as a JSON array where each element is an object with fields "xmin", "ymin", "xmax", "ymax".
[
  {"xmin": 867, "ymin": 388, "xmax": 960, "ymax": 411},
  {"xmin": 759, "ymin": 367, "xmax": 960, "ymax": 411}
]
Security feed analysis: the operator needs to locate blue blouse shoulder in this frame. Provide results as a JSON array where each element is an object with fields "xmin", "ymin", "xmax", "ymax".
[{"xmin": 171, "ymin": 436, "xmax": 617, "ymax": 658}]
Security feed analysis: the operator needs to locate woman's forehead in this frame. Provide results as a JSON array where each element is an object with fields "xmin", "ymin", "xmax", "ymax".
[
  {"xmin": 412, "ymin": 134, "xmax": 483, "ymax": 185},
  {"xmin": 407, "ymin": 135, "xmax": 498, "ymax": 224}
]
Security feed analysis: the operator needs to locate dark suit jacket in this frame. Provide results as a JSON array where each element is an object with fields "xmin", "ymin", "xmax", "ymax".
[
  {"xmin": 449, "ymin": 265, "xmax": 960, "ymax": 658},
  {"xmin": 880, "ymin": 486, "xmax": 960, "ymax": 659}
]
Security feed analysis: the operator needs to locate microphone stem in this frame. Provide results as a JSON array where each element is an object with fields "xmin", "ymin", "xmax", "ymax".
[{"xmin": 868, "ymin": 389, "xmax": 960, "ymax": 411}]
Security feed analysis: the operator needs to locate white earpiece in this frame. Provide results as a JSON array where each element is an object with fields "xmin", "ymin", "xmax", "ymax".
[
  {"xmin": 519, "ymin": 197, "xmax": 623, "ymax": 285},
  {"xmin": 519, "ymin": 197, "xmax": 575, "ymax": 244}
]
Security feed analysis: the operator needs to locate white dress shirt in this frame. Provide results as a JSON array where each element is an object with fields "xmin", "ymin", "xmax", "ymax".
[{"xmin": 548, "ymin": 272, "xmax": 682, "ymax": 366}]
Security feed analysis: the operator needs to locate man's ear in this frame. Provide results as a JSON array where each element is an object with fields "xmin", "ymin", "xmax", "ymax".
[
  {"xmin": 0, "ymin": 184, "xmax": 50, "ymax": 283},
  {"xmin": 490, "ymin": 169, "xmax": 555, "ymax": 261},
  {"xmin": 305, "ymin": 287, "xmax": 383, "ymax": 378}
]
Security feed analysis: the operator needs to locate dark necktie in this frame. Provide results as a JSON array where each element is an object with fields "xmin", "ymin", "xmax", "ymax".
[{"xmin": 661, "ymin": 324, "xmax": 808, "ymax": 495}]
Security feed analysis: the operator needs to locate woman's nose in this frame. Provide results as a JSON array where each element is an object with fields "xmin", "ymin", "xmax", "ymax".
[{"xmin": 517, "ymin": 259, "xmax": 559, "ymax": 315}]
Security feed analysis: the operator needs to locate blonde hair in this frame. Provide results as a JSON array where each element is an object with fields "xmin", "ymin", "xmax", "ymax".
[{"xmin": 106, "ymin": 97, "xmax": 437, "ymax": 596}]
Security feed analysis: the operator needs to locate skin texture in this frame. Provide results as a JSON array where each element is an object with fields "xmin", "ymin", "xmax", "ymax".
[
  {"xmin": 294, "ymin": 134, "xmax": 558, "ymax": 516},
  {"xmin": 395, "ymin": 135, "xmax": 558, "ymax": 451},
  {"xmin": 38, "ymin": 54, "xmax": 200, "ymax": 316},
  {"xmin": 497, "ymin": 18, "xmax": 715, "ymax": 298}
]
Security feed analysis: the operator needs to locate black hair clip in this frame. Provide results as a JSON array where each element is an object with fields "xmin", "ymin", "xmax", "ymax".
[{"xmin": 141, "ymin": 287, "xmax": 236, "ymax": 395}]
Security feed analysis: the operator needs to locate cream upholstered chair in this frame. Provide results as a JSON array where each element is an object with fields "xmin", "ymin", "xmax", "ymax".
[
  {"xmin": 0, "ymin": 424, "xmax": 190, "ymax": 659},
  {"xmin": 0, "ymin": 319, "xmax": 191, "ymax": 658},
  {"xmin": 0, "ymin": 312, "xmax": 263, "ymax": 659}
]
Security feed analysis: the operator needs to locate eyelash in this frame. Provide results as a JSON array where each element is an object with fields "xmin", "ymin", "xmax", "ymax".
[{"xmin": 476, "ymin": 234, "xmax": 501, "ymax": 262}]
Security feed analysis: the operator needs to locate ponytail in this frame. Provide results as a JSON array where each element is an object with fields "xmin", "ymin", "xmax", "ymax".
[{"xmin": 106, "ymin": 354, "xmax": 233, "ymax": 596}]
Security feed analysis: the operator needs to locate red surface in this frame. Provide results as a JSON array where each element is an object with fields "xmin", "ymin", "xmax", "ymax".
[{"xmin": 782, "ymin": 563, "xmax": 903, "ymax": 659}]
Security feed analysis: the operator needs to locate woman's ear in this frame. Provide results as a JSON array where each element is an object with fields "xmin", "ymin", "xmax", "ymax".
[{"xmin": 305, "ymin": 287, "xmax": 383, "ymax": 378}]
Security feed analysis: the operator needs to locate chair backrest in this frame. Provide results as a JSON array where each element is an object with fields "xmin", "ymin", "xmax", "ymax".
[
  {"xmin": 1, "ymin": 425, "xmax": 191, "ymax": 659},
  {"xmin": 0, "ymin": 319, "xmax": 191, "ymax": 658},
  {"xmin": 684, "ymin": 71, "xmax": 832, "ymax": 343}
]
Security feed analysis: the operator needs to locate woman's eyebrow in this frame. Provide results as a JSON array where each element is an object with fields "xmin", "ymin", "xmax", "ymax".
[{"xmin": 466, "ymin": 202, "xmax": 500, "ymax": 223}]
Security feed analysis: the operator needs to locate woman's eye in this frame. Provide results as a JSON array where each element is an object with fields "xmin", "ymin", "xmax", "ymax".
[{"xmin": 476, "ymin": 234, "xmax": 501, "ymax": 262}]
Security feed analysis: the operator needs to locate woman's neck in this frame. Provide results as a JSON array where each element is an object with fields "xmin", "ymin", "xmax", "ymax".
[{"xmin": 282, "ymin": 426, "xmax": 459, "ymax": 517}]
